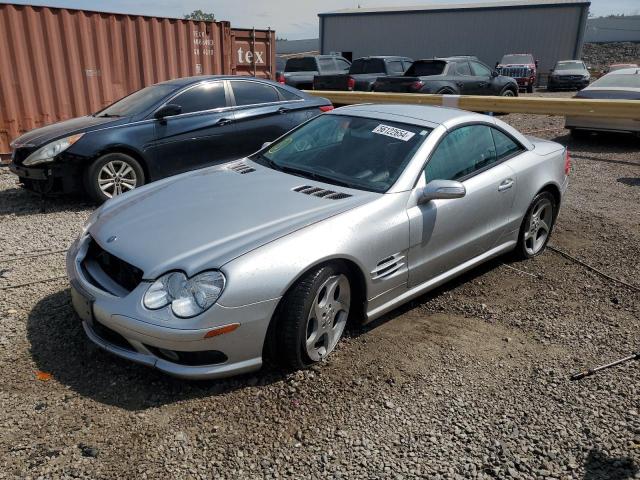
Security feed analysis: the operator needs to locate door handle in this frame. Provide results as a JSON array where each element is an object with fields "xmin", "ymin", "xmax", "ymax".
[
  {"xmin": 479, "ymin": 82, "xmax": 488, "ymax": 87},
  {"xmin": 277, "ymin": 107, "xmax": 290, "ymax": 114},
  {"xmin": 498, "ymin": 179, "xmax": 514, "ymax": 191},
  {"xmin": 214, "ymin": 118, "xmax": 233, "ymax": 126}
]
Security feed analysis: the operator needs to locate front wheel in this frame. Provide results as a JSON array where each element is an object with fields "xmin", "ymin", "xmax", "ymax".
[
  {"xmin": 514, "ymin": 192, "xmax": 556, "ymax": 259},
  {"xmin": 275, "ymin": 264, "xmax": 351, "ymax": 370},
  {"xmin": 500, "ymin": 87, "xmax": 517, "ymax": 97},
  {"xmin": 84, "ymin": 152, "xmax": 145, "ymax": 204}
]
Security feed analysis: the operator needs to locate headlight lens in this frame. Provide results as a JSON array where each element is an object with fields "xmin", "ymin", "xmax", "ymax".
[
  {"xmin": 143, "ymin": 270, "xmax": 225, "ymax": 318},
  {"xmin": 23, "ymin": 133, "xmax": 84, "ymax": 166}
]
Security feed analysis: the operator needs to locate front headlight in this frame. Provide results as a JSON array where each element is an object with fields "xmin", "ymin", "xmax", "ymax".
[
  {"xmin": 23, "ymin": 133, "xmax": 84, "ymax": 166},
  {"xmin": 143, "ymin": 270, "xmax": 226, "ymax": 318}
]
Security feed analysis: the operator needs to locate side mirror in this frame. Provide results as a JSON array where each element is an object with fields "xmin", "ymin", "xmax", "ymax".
[
  {"xmin": 154, "ymin": 104, "xmax": 182, "ymax": 120},
  {"xmin": 491, "ymin": 70, "xmax": 499, "ymax": 78},
  {"xmin": 261, "ymin": 141, "xmax": 272, "ymax": 150},
  {"xmin": 419, "ymin": 180, "xmax": 466, "ymax": 204}
]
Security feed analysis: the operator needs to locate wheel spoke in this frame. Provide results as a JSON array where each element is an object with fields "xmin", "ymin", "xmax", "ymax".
[
  {"xmin": 121, "ymin": 165, "xmax": 133, "ymax": 178},
  {"xmin": 538, "ymin": 219, "xmax": 549, "ymax": 233},
  {"xmin": 106, "ymin": 162, "xmax": 117, "ymax": 176}
]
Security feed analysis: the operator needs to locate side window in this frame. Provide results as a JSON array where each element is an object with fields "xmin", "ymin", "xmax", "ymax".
[
  {"xmin": 402, "ymin": 60, "xmax": 413, "ymax": 71},
  {"xmin": 455, "ymin": 61, "xmax": 472, "ymax": 76},
  {"xmin": 470, "ymin": 61, "xmax": 492, "ymax": 77},
  {"xmin": 231, "ymin": 81, "xmax": 279, "ymax": 106},
  {"xmin": 387, "ymin": 61, "xmax": 405, "ymax": 75},
  {"xmin": 335, "ymin": 59, "xmax": 351, "ymax": 72},
  {"xmin": 276, "ymin": 87, "xmax": 301, "ymax": 101},
  {"xmin": 172, "ymin": 82, "xmax": 226, "ymax": 114},
  {"xmin": 318, "ymin": 58, "xmax": 336, "ymax": 72},
  {"xmin": 491, "ymin": 128, "xmax": 523, "ymax": 160},
  {"xmin": 425, "ymin": 125, "xmax": 497, "ymax": 182}
]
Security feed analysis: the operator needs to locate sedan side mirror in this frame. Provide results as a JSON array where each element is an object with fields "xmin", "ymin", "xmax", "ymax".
[
  {"xmin": 154, "ymin": 104, "xmax": 182, "ymax": 120},
  {"xmin": 419, "ymin": 180, "xmax": 466, "ymax": 204}
]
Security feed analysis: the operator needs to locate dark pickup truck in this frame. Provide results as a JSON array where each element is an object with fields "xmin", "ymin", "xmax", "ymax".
[
  {"xmin": 277, "ymin": 55, "xmax": 351, "ymax": 90},
  {"xmin": 373, "ymin": 57, "xmax": 518, "ymax": 97},
  {"xmin": 312, "ymin": 56, "xmax": 413, "ymax": 91}
]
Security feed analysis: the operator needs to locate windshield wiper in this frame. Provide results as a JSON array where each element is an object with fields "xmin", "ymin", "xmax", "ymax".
[
  {"xmin": 280, "ymin": 167, "xmax": 359, "ymax": 190},
  {"xmin": 96, "ymin": 113, "xmax": 122, "ymax": 118},
  {"xmin": 253, "ymin": 153, "xmax": 283, "ymax": 172}
]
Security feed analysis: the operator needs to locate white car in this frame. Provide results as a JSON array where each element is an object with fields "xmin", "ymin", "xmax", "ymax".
[{"xmin": 566, "ymin": 67, "xmax": 640, "ymax": 137}]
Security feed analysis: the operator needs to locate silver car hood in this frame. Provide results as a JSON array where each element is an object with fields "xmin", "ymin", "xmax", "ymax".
[{"xmin": 89, "ymin": 161, "xmax": 377, "ymax": 279}]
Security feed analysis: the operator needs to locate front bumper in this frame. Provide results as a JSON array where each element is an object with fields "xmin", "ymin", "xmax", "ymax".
[
  {"xmin": 66, "ymin": 235, "xmax": 279, "ymax": 380},
  {"xmin": 9, "ymin": 160, "xmax": 83, "ymax": 194},
  {"xmin": 548, "ymin": 78, "xmax": 589, "ymax": 90}
]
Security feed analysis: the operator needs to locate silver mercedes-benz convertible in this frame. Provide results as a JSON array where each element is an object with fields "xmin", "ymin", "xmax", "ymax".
[{"xmin": 66, "ymin": 104, "xmax": 570, "ymax": 379}]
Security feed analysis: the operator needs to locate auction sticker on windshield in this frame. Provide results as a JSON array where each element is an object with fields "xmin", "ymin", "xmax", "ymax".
[{"xmin": 372, "ymin": 124, "xmax": 416, "ymax": 141}]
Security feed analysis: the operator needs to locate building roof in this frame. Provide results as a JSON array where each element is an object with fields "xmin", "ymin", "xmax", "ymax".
[{"xmin": 319, "ymin": 0, "xmax": 590, "ymax": 16}]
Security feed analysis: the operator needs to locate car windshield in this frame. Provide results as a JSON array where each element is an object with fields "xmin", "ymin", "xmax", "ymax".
[
  {"xmin": 555, "ymin": 61, "xmax": 585, "ymax": 71},
  {"xmin": 405, "ymin": 61, "xmax": 446, "ymax": 76},
  {"xmin": 285, "ymin": 58, "xmax": 316, "ymax": 72},
  {"xmin": 501, "ymin": 55, "xmax": 533, "ymax": 65},
  {"xmin": 253, "ymin": 114, "xmax": 430, "ymax": 193},
  {"xmin": 95, "ymin": 84, "xmax": 175, "ymax": 117},
  {"xmin": 350, "ymin": 59, "xmax": 386, "ymax": 74},
  {"xmin": 590, "ymin": 73, "xmax": 640, "ymax": 88}
]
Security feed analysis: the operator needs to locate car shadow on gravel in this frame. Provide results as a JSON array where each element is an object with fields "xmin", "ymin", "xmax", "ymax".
[
  {"xmin": 27, "ymin": 289, "xmax": 289, "ymax": 411},
  {"xmin": 583, "ymin": 448, "xmax": 638, "ymax": 480},
  {"xmin": 0, "ymin": 184, "xmax": 93, "ymax": 217},
  {"xmin": 551, "ymin": 131, "xmax": 640, "ymax": 157}
]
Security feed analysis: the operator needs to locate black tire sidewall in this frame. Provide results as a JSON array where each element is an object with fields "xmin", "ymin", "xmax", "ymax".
[
  {"xmin": 515, "ymin": 191, "xmax": 557, "ymax": 259},
  {"xmin": 84, "ymin": 153, "xmax": 145, "ymax": 204},
  {"xmin": 275, "ymin": 263, "xmax": 348, "ymax": 370}
]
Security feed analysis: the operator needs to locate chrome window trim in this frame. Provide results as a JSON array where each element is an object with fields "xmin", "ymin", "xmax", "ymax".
[
  {"xmin": 147, "ymin": 80, "xmax": 230, "ymax": 120},
  {"xmin": 228, "ymin": 79, "xmax": 306, "ymax": 109}
]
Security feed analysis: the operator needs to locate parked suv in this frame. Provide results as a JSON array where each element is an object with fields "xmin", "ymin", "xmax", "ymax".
[
  {"xmin": 547, "ymin": 60, "xmax": 590, "ymax": 91},
  {"xmin": 278, "ymin": 55, "xmax": 351, "ymax": 90},
  {"xmin": 496, "ymin": 54, "xmax": 538, "ymax": 93},
  {"xmin": 373, "ymin": 57, "xmax": 518, "ymax": 96},
  {"xmin": 313, "ymin": 56, "xmax": 413, "ymax": 91}
]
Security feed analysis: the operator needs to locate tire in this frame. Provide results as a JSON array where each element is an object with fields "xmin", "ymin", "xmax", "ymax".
[
  {"xmin": 83, "ymin": 152, "xmax": 145, "ymax": 204},
  {"xmin": 514, "ymin": 191, "xmax": 556, "ymax": 260},
  {"xmin": 275, "ymin": 263, "xmax": 351, "ymax": 370},
  {"xmin": 436, "ymin": 88, "xmax": 455, "ymax": 95},
  {"xmin": 526, "ymin": 85, "xmax": 534, "ymax": 93},
  {"xmin": 500, "ymin": 87, "xmax": 517, "ymax": 97}
]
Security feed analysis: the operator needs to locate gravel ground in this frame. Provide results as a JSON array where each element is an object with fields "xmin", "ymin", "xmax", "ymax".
[{"xmin": 1, "ymin": 95, "xmax": 639, "ymax": 479}]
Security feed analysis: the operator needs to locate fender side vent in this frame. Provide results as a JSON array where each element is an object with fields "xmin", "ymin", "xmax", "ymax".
[
  {"xmin": 371, "ymin": 253, "xmax": 406, "ymax": 280},
  {"xmin": 293, "ymin": 185, "xmax": 352, "ymax": 200},
  {"xmin": 228, "ymin": 162, "xmax": 256, "ymax": 174}
]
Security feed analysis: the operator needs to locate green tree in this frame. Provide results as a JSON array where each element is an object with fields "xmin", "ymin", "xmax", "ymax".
[{"xmin": 184, "ymin": 10, "xmax": 215, "ymax": 21}]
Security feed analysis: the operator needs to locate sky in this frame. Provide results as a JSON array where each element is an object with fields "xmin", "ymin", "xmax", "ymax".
[{"xmin": 5, "ymin": 0, "xmax": 640, "ymax": 39}]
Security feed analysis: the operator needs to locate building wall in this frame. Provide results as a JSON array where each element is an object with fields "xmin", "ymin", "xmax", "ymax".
[
  {"xmin": 585, "ymin": 16, "xmax": 640, "ymax": 43},
  {"xmin": 320, "ymin": 4, "xmax": 589, "ymax": 73}
]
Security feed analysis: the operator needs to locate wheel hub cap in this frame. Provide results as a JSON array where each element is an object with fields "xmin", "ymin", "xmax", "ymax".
[
  {"xmin": 98, "ymin": 160, "xmax": 137, "ymax": 198},
  {"xmin": 524, "ymin": 198, "xmax": 553, "ymax": 255}
]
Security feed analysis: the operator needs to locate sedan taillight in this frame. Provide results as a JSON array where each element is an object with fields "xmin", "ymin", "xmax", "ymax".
[
  {"xmin": 410, "ymin": 81, "xmax": 425, "ymax": 92},
  {"xmin": 276, "ymin": 73, "xmax": 285, "ymax": 85},
  {"xmin": 564, "ymin": 149, "xmax": 571, "ymax": 175},
  {"xmin": 319, "ymin": 105, "xmax": 334, "ymax": 112}
]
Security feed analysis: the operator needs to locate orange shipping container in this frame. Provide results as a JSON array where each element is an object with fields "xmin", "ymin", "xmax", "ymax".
[{"xmin": 0, "ymin": 3, "xmax": 276, "ymax": 153}]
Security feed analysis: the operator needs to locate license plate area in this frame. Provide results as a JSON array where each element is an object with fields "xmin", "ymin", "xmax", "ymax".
[{"xmin": 70, "ymin": 283, "xmax": 94, "ymax": 323}]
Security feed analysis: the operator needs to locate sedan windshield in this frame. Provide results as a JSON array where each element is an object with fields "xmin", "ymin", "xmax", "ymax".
[
  {"xmin": 253, "ymin": 114, "xmax": 430, "ymax": 193},
  {"xmin": 95, "ymin": 84, "xmax": 175, "ymax": 118},
  {"xmin": 591, "ymin": 73, "xmax": 640, "ymax": 88}
]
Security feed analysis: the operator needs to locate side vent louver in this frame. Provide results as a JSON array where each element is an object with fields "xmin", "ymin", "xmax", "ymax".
[
  {"xmin": 228, "ymin": 162, "xmax": 256, "ymax": 174},
  {"xmin": 293, "ymin": 185, "xmax": 352, "ymax": 200},
  {"xmin": 371, "ymin": 253, "xmax": 406, "ymax": 280}
]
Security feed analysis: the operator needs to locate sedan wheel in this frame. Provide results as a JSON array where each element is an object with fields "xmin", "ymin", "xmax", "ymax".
[
  {"xmin": 515, "ymin": 192, "xmax": 556, "ymax": 259},
  {"xmin": 275, "ymin": 264, "xmax": 351, "ymax": 369},
  {"xmin": 84, "ymin": 152, "xmax": 145, "ymax": 204},
  {"xmin": 501, "ymin": 88, "xmax": 516, "ymax": 97}
]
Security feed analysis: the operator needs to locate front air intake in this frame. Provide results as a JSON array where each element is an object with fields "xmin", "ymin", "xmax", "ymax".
[{"xmin": 228, "ymin": 162, "xmax": 256, "ymax": 174}]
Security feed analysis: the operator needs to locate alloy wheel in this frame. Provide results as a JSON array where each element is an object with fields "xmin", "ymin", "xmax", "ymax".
[
  {"xmin": 305, "ymin": 274, "xmax": 350, "ymax": 361},
  {"xmin": 524, "ymin": 197, "xmax": 553, "ymax": 255},
  {"xmin": 98, "ymin": 160, "xmax": 138, "ymax": 198}
]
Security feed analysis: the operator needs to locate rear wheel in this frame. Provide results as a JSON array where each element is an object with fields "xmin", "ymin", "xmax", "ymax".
[
  {"xmin": 514, "ymin": 192, "xmax": 556, "ymax": 259},
  {"xmin": 275, "ymin": 264, "xmax": 351, "ymax": 370},
  {"xmin": 500, "ymin": 87, "xmax": 516, "ymax": 97},
  {"xmin": 84, "ymin": 152, "xmax": 145, "ymax": 204}
]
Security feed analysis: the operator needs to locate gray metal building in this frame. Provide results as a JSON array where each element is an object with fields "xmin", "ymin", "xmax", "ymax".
[
  {"xmin": 585, "ymin": 15, "xmax": 640, "ymax": 43},
  {"xmin": 319, "ymin": 0, "xmax": 590, "ymax": 73}
]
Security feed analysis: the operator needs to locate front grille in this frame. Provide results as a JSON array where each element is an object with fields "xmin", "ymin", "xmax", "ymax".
[
  {"xmin": 83, "ymin": 237, "xmax": 143, "ymax": 294},
  {"xmin": 499, "ymin": 67, "xmax": 531, "ymax": 79}
]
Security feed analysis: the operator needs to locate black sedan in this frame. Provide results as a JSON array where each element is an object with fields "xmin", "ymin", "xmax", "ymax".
[
  {"xmin": 9, "ymin": 76, "xmax": 332, "ymax": 202},
  {"xmin": 373, "ymin": 57, "xmax": 519, "ymax": 96}
]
